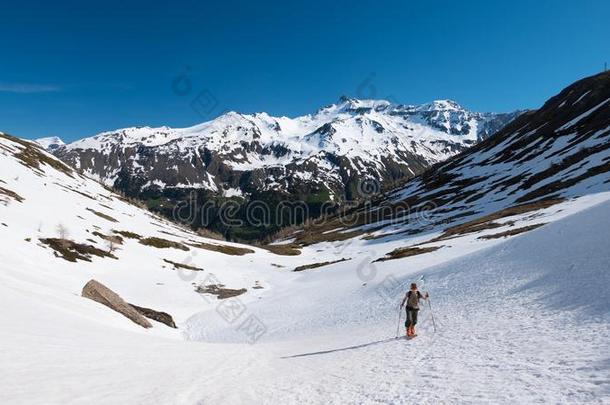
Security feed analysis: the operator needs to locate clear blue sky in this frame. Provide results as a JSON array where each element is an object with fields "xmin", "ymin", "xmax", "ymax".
[{"xmin": 1, "ymin": 0, "xmax": 609, "ymax": 142}]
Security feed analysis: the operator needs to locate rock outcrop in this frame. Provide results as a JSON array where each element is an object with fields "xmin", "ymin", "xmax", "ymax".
[
  {"xmin": 81, "ymin": 279, "xmax": 152, "ymax": 328},
  {"xmin": 129, "ymin": 303, "xmax": 177, "ymax": 328}
]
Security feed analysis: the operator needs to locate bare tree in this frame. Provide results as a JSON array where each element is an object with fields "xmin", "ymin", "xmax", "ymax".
[
  {"xmin": 106, "ymin": 239, "xmax": 116, "ymax": 254},
  {"xmin": 56, "ymin": 223, "xmax": 69, "ymax": 239}
]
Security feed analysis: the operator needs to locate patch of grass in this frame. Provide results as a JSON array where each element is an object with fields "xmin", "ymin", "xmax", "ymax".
[
  {"xmin": 92, "ymin": 231, "xmax": 123, "ymax": 245},
  {"xmin": 159, "ymin": 230, "xmax": 182, "ymax": 238},
  {"xmin": 374, "ymin": 246, "xmax": 442, "ymax": 263},
  {"xmin": 478, "ymin": 224, "xmax": 546, "ymax": 240},
  {"xmin": 113, "ymin": 230, "xmax": 142, "ymax": 240},
  {"xmin": 0, "ymin": 132, "xmax": 35, "ymax": 149},
  {"xmin": 189, "ymin": 242, "xmax": 254, "ymax": 256},
  {"xmin": 434, "ymin": 199, "xmax": 563, "ymax": 241},
  {"xmin": 293, "ymin": 258, "xmax": 350, "ymax": 272},
  {"xmin": 162, "ymin": 258, "xmax": 203, "ymax": 271},
  {"xmin": 294, "ymin": 229, "xmax": 365, "ymax": 246},
  {"xmin": 0, "ymin": 186, "xmax": 25, "ymax": 203},
  {"xmin": 262, "ymin": 244, "xmax": 302, "ymax": 256},
  {"xmin": 517, "ymin": 160, "xmax": 610, "ymax": 203},
  {"xmin": 266, "ymin": 207, "xmax": 372, "ymax": 247},
  {"xmin": 195, "ymin": 228, "xmax": 225, "ymax": 240},
  {"xmin": 40, "ymin": 238, "xmax": 117, "ymax": 262},
  {"xmin": 139, "ymin": 237, "xmax": 189, "ymax": 251},
  {"xmin": 519, "ymin": 143, "xmax": 610, "ymax": 193},
  {"xmin": 434, "ymin": 221, "xmax": 504, "ymax": 241},
  {"xmin": 86, "ymin": 208, "xmax": 119, "ymax": 223},
  {"xmin": 195, "ymin": 284, "xmax": 247, "ymax": 299},
  {"xmin": 72, "ymin": 189, "xmax": 96, "ymax": 200},
  {"xmin": 54, "ymin": 183, "xmax": 95, "ymax": 200},
  {"xmin": 438, "ymin": 210, "xmax": 479, "ymax": 226},
  {"xmin": 0, "ymin": 133, "xmax": 72, "ymax": 177}
]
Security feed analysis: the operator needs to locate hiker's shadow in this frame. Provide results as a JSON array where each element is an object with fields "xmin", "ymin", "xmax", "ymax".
[{"xmin": 282, "ymin": 336, "xmax": 402, "ymax": 359}]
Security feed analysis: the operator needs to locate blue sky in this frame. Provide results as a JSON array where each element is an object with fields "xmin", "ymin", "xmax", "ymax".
[{"xmin": 1, "ymin": 0, "xmax": 609, "ymax": 142}]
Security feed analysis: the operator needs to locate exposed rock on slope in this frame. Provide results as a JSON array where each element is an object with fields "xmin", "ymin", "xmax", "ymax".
[
  {"xmin": 82, "ymin": 279, "xmax": 152, "ymax": 328},
  {"xmin": 129, "ymin": 303, "xmax": 177, "ymax": 328}
]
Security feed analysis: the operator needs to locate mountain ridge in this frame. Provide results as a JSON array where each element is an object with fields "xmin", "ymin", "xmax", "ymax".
[
  {"xmin": 282, "ymin": 71, "xmax": 610, "ymax": 248},
  {"xmin": 48, "ymin": 97, "xmax": 521, "ymax": 184},
  {"xmin": 42, "ymin": 98, "xmax": 521, "ymax": 240}
]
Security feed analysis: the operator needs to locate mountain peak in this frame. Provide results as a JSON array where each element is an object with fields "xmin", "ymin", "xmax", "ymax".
[
  {"xmin": 418, "ymin": 99, "xmax": 464, "ymax": 112},
  {"xmin": 35, "ymin": 136, "xmax": 65, "ymax": 151},
  {"xmin": 337, "ymin": 95, "xmax": 352, "ymax": 103},
  {"xmin": 316, "ymin": 97, "xmax": 392, "ymax": 115}
]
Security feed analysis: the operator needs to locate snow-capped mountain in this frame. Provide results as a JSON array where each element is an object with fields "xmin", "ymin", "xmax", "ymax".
[
  {"xmin": 47, "ymin": 98, "xmax": 520, "ymax": 238},
  {"xmin": 34, "ymin": 136, "xmax": 64, "ymax": 152},
  {"xmin": 284, "ymin": 71, "xmax": 610, "ymax": 249},
  {"xmin": 52, "ymin": 98, "xmax": 519, "ymax": 196}
]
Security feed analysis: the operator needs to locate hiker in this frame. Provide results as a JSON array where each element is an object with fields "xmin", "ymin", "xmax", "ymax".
[{"xmin": 400, "ymin": 282, "xmax": 429, "ymax": 338}]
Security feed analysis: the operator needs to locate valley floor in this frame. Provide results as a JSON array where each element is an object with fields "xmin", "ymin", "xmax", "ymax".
[{"xmin": 2, "ymin": 197, "xmax": 610, "ymax": 404}]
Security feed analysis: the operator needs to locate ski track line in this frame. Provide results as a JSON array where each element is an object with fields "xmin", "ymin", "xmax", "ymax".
[{"xmin": 193, "ymin": 264, "xmax": 610, "ymax": 404}]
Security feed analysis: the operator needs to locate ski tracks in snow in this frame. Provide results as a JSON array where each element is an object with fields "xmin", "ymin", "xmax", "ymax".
[
  {"xmin": 194, "ymin": 250, "xmax": 610, "ymax": 404},
  {"xmin": 210, "ymin": 303, "xmax": 609, "ymax": 404}
]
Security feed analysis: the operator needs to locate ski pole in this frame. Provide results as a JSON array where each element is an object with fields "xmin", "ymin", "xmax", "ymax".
[
  {"xmin": 428, "ymin": 297, "xmax": 437, "ymax": 333},
  {"xmin": 395, "ymin": 304, "xmax": 402, "ymax": 337}
]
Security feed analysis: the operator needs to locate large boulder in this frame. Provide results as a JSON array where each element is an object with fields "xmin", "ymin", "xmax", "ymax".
[{"xmin": 82, "ymin": 279, "xmax": 152, "ymax": 328}]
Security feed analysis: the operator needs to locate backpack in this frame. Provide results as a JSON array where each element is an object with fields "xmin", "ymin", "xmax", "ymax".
[{"xmin": 406, "ymin": 290, "xmax": 421, "ymax": 309}]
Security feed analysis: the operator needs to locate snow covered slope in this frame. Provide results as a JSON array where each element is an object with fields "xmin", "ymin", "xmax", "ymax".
[
  {"xmin": 2, "ymin": 73, "xmax": 609, "ymax": 404},
  {"xmin": 183, "ymin": 194, "xmax": 610, "ymax": 403},
  {"xmin": 0, "ymin": 131, "xmax": 288, "ymax": 332},
  {"xmin": 1, "ymin": 127, "xmax": 609, "ymax": 403}
]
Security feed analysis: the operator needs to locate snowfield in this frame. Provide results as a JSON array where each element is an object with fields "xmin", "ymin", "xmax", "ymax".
[{"xmin": 1, "ymin": 132, "xmax": 609, "ymax": 404}]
